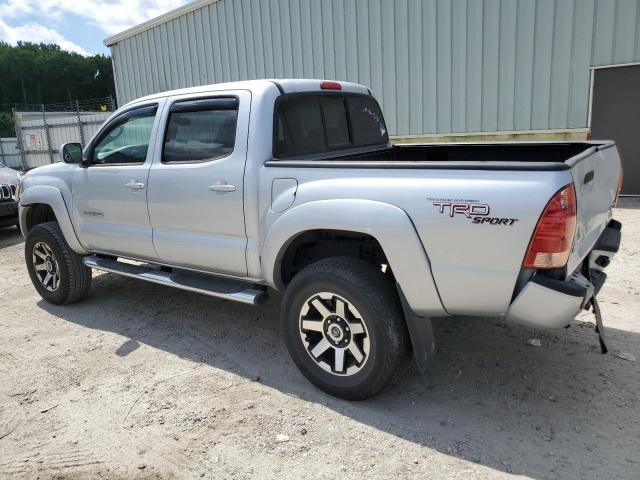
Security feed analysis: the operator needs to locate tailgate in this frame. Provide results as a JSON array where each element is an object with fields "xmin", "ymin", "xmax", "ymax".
[{"xmin": 566, "ymin": 142, "xmax": 621, "ymax": 275}]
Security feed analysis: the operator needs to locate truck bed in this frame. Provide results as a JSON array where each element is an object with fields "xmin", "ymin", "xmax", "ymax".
[
  {"xmin": 392, "ymin": 142, "xmax": 597, "ymax": 164},
  {"xmin": 263, "ymin": 139, "xmax": 620, "ymax": 316},
  {"xmin": 269, "ymin": 141, "xmax": 609, "ymax": 171}
]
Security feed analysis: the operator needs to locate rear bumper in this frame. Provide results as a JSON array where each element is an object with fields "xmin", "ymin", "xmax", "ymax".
[{"xmin": 506, "ymin": 219, "xmax": 621, "ymax": 329}]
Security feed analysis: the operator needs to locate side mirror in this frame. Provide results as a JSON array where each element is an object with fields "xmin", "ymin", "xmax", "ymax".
[{"xmin": 59, "ymin": 143, "xmax": 83, "ymax": 164}]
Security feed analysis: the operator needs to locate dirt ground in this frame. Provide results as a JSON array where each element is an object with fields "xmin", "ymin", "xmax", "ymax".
[{"xmin": 1, "ymin": 198, "xmax": 639, "ymax": 480}]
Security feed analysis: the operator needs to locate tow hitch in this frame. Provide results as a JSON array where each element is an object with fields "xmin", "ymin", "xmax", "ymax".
[
  {"xmin": 585, "ymin": 268, "xmax": 609, "ymax": 353},
  {"xmin": 584, "ymin": 219, "xmax": 621, "ymax": 354},
  {"xmin": 573, "ymin": 267, "xmax": 608, "ymax": 353},
  {"xmin": 591, "ymin": 296, "xmax": 607, "ymax": 354}
]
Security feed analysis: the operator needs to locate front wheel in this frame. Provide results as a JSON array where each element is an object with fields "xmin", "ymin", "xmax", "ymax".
[
  {"xmin": 25, "ymin": 221, "xmax": 92, "ymax": 305},
  {"xmin": 281, "ymin": 257, "xmax": 410, "ymax": 400}
]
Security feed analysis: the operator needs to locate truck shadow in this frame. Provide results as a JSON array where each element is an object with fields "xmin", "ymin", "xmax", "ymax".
[
  {"xmin": 39, "ymin": 272, "xmax": 640, "ymax": 480},
  {"xmin": 617, "ymin": 197, "xmax": 640, "ymax": 209}
]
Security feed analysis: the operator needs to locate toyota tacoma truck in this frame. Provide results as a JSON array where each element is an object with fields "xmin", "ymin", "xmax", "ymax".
[{"xmin": 17, "ymin": 79, "xmax": 622, "ymax": 400}]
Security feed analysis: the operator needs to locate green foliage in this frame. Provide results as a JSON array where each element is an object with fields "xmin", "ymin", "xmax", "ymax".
[
  {"xmin": 0, "ymin": 41, "xmax": 115, "ymax": 136},
  {"xmin": 0, "ymin": 112, "xmax": 13, "ymax": 138}
]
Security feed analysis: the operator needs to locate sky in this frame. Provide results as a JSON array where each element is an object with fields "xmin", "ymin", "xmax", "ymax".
[{"xmin": 0, "ymin": 0, "xmax": 188, "ymax": 56}]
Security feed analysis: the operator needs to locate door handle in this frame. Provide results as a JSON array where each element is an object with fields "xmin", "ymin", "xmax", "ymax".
[
  {"xmin": 209, "ymin": 183, "xmax": 236, "ymax": 193},
  {"xmin": 125, "ymin": 181, "xmax": 145, "ymax": 190}
]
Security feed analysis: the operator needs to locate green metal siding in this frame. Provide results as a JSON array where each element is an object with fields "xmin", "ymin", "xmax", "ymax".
[{"xmin": 109, "ymin": 0, "xmax": 640, "ymax": 136}]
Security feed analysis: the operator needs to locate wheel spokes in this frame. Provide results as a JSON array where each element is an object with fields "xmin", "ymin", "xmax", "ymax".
[
  {"xmin": 32, "ymin": 242, "xmax": 60, "ymax": 292},
  {"xmin": 311, "ymin": 298, "xmax": 332, "ymax": 318},
  {"xmin": 334, "ymin": 348, "xmax": 345, "ymax": 373},
  {"xmin": 348, "ymin": 342, "xmax": 364, "ymax": 364},
  {"xmin": 299, "ymin": 292, "xmax": 370, "ymax": 376},
  {"xmin": 349, "ymin": 322, "xmax": 365, "ymax": 335},
  {"xmin": 311, "ymin": 338, "xmax": 331, "ymax": 358},
  {"xmin": 302, "ymin": 319, "xmax": 324, "ymax": 332}
]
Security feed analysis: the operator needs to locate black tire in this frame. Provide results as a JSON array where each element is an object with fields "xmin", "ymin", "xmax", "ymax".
[
  {"xmin": 281, "ymin": 257, "xmax": 410, "ymax": 400},
  {"xmin": 25, "ymin": 221, "xmax": 92, "ymax": 305}
]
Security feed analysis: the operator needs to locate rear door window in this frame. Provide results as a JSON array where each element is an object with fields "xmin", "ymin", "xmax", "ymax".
[
  {"xmin": 275, "ymin": 93, "xmax": 388, "ymax": 158},
  {"xmin": 163, "ymin": 97, "xmax": 238, "ymax": 163}
]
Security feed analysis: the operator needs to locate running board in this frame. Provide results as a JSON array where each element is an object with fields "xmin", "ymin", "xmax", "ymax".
[{"xmin": 82, "ymin": 255, "xmax": 268, "ymax": 305}]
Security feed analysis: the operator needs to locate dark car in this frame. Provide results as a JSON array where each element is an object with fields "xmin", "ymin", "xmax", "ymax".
[{"xmin": 0, "ymin": 161, "xmax": 20, "ymax": 229}]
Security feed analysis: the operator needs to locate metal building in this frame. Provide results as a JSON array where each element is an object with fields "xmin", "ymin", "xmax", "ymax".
[{"xmin": 104, "ymin": 0, "xmax": 640, "ymax": 191}]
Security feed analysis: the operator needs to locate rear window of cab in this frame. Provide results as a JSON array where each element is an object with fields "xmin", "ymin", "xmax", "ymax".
[{"xmin": 274, "ymin": 93, "xmax": 389, "ymax": 158}]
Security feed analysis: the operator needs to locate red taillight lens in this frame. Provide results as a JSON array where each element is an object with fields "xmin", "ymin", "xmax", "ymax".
[
  {"xmin": 320, "ymin": 81, "xmax": 341, "ymax": 90},
  {"xmin": 523, "ymin": 184, "xmax": 577, "ymax": 269}
]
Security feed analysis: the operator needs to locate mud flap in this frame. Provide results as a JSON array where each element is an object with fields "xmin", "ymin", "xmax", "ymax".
[{"xmin": 397, "ymin": 284, "xmax": 436, "ymax": 374}]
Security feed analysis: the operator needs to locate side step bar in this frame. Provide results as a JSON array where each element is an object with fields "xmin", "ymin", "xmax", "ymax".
[{"xmin": 82, "ymin": 255, "xmax": 268, "ymax": 305}]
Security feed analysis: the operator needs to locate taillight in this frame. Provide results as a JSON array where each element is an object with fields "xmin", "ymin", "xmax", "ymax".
[
  {"xmin": 320, "ymin": 81, "xmax": 341, "ymax": 90},
  {"xmin": 523, "ymin": 184, "xmax": 577, "ymax": 269}
]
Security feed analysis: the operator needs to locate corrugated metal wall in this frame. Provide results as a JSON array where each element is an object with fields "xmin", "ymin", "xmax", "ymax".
[{"xmin": 109, "ymin": 0, "xmax": 640, "ymax": 136}]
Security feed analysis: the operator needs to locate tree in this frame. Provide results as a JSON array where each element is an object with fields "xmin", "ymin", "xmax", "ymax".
[
  {"xmin": 0, "ymin": 42, "xmax": 116, "ymax": 136},
  {"xmin": 0, "ymin": 113, "xmax": 13, "ymax": 138}
]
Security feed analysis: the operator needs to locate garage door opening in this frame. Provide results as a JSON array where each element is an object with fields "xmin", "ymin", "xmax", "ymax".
[{"xmin": 590, "ymin": 63, "xmax": 640, "ymax": 196}]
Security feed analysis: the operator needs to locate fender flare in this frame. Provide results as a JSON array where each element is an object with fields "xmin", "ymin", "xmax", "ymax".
[
  {"xmin": 261, "ymin": 199, "xmax": 446, "ymax": 317},
  {"xmin": 19, "ymin": 185, "xmax": 88, "ymax": 254}
]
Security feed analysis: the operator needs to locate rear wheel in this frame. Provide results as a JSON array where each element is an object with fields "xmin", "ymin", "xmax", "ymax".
[
  {"xmin": 281, "ymin": 257, "xmax": 409, "ymax": 400},
  {"xmin": 25, "ymin": 221, "xmax": 92, "ymax": 305}
]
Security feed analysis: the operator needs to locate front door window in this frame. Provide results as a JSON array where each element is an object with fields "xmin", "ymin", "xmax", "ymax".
[{"xmin": 92, "ymin": 107, "xmax": 157, "ymax": 165}]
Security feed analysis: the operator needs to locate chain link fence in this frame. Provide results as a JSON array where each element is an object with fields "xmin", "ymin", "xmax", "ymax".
[
  {"xmin": 0, "ymin": 137, "xmax": 21, "ymax": 168},
  {"xmin": 11, "ymin": 97, "xmax": 116, "ymax": 170}
]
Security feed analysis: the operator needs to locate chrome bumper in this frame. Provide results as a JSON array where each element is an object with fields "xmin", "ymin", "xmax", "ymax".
[
  {"xmin": 506, "ymin": 274, "xmax": 592, "ymax": 329},
  {"xmin": 506, "ymin": 219, "xmax": 621, "ymax": 329}
]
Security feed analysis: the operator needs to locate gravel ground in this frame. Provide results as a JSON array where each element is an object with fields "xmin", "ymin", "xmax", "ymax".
[{"xmin": 1, "ymin": 198, "xmax": 639, "ymax": 480}]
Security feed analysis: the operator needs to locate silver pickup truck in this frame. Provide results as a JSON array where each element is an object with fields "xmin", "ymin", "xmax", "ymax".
[{"xmin": 18, "ymin": 79, "xmax": 622, "ymax": 399}]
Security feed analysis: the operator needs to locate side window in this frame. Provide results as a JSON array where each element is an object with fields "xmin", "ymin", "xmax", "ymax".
[
  {"xmin": 163, "ymin": 97, "xmax": 238, "ymax": 163},
  {"xmin": 276, "ymin": 97, "xmax": 324, "ymax": 156},
  {"xmin": 92, "ymin": 106, "xmax": 157, "ymax": 165}
]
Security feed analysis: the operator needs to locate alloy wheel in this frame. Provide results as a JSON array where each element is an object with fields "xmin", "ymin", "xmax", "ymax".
[
  {"xmin": 32, "ymin": 241, "xmax": 60, "ymax": 292},
  {"xmin": 299, "ymin": 292, "xmax": 370, "ymax": 376}
]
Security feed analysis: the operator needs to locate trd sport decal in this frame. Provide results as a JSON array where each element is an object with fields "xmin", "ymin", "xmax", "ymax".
[{"xmin": 429, "ymin": 198, "xmax": 518, "ymax": 226}]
